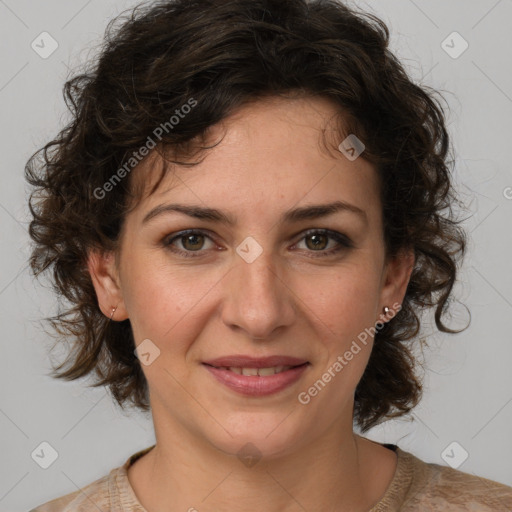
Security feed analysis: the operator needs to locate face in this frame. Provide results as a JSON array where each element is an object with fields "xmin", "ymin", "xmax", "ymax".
[{"xmin": 90, "ymin": 96, "xmax": 412, "ymax": 459}]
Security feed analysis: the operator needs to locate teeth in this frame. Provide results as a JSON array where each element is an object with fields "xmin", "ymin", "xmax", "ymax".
[
  {"xmin": 258, "ymin": 366, "xmax": 281, "ymax": 376},
  {"xmin": 241, "ymin": 367, "xmax": 259, "ymax": 376},
  {"xmin": 224, "ymin": 365, "xmax": 293, "ymax": 376}
]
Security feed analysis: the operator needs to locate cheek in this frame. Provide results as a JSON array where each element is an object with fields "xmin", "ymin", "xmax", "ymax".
[
  {"xmin": 297, "ymin": 272, "xmax": 381, "ymax": 410},
  {"xmin": 302, "ymin": 264, "xmax": 382, "ymax": 344},
  {"xmin": 121, "ymin": 259, "xmax": 222, "ymax": 345}
]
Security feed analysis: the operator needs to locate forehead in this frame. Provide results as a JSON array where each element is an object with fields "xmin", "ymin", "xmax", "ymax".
[{"xmin": 127, "ymin": 96, "xmax": 380, "ymax": 223}]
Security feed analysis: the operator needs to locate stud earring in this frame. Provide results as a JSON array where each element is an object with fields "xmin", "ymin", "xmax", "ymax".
[
  {"xmin": 383, "ymin": 306, "xmax": 390, "ymax": 316},
  {"xmin": 109, "ymin": 306, "xmax": 118, "ymax": 321}
]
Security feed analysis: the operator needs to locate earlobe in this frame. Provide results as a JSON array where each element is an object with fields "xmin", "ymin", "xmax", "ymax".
[
  {"xmin": 86, "ymin": 249, "xmax": 128, "ymax": 321},
  {"xmin": 380, "ymin": 247, "xmax": 415, "ymax": 318}
]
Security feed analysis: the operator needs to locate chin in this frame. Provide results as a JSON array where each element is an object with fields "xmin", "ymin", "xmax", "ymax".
[{"xmin": 204, "ymin": 411, "xmax": 309, "ymax": 462}]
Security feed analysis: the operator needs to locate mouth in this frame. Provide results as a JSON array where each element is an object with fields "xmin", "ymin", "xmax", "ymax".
[
  {"xmin": 205, "ymin": 364, "xmax": 304, "ymax": 376},
  {"xmin": 202, "ymin": 354, "xmax": 309, "ymax": 368},
  {"xmin": 202, "ymin": 359, "xmax": 310, "ymax": 396}
]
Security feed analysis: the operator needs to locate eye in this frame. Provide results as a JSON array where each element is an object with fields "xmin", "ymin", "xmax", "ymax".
[
  {"xmin": 163, "ymin": 229, "xmax": 217, "ymax": 257},
  {"xmin": 163, "ymin": 228, "xmax": 354, "ymax": 259},
  {"xmin": 293, "ymin": 229, "xmax": 354, "ymax": 257}
]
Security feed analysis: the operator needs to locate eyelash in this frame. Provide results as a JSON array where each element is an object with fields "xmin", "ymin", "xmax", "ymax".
[{"xmin": 162, "ymin": 229, "xmax": 354, "ymax": 259}]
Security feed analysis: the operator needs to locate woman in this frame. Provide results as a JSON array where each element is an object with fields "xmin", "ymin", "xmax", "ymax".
[{"xmin": 26, "ymin": 0, "xmax": 512, "ymax": 510}]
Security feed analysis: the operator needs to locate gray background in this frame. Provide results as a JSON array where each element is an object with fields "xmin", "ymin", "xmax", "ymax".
[{"xmin": 1, "ymin": 0, "xmax": 511, "ymax": 510}]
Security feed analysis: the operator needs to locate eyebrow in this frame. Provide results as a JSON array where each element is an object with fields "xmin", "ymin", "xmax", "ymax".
[{"xmin": 142, "ymin": 200, "xmax": 367, "ymax": 226}]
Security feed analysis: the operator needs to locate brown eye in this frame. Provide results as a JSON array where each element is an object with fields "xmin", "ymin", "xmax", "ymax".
[
  {"xmin": 304, "ymin": 233, "xmax": 329, "ymax": 251},
  {"xmin": 294, "ymin": 229, "xmax": 354, "ymax": 258},
  {"xmin": 164, "ymin": 230, "xmax": 216, "ymax": 257},
  {"xmin": 180, "ymin": 233, "xmax": 206, "ymax": 251}
]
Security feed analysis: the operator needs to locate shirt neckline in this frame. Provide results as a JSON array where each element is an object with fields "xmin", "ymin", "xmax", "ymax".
[{"xmin": 112, "ymin": 442, "xmax": 414, "ymax": 511}]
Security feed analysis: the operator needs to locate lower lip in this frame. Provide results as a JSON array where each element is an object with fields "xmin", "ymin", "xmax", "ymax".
[{"xmin": 203, "ymin": 363, "xmax": 309, "ymax": 396}]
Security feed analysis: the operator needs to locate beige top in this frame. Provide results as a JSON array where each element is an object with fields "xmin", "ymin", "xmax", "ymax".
[{"xmin": 29, "ymin": 443, "xmax": 512, "ymax": 511}]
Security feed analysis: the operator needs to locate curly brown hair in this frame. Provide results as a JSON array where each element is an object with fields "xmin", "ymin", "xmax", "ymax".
[{"xmin": 25, "ymin": 0, "xmax": 467, "ymax": 432}]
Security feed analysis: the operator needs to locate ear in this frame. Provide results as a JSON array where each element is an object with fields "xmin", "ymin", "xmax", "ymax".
[
  {"xmin": 86, "ymin": 249, "xmax": 128, "ymax": 321},
  {"xmin": 378, "ymin": 247, "xmax": 415, "ymax": 320}
]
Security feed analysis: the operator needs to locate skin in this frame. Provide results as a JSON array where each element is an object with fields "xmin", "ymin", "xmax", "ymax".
[{"xmin": 88, "ymin": 95, "xmax": 415, "ymax": 512}]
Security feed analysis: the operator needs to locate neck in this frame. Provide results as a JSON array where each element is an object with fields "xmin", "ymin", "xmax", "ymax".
[{"xmin": 127, "ymin": 408, "xmax": 397, "ymax": 511}]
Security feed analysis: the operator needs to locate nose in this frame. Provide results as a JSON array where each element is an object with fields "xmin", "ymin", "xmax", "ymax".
[{"xmin": 221, "ymin": 249, "xmax": 296, "ymax": 340}]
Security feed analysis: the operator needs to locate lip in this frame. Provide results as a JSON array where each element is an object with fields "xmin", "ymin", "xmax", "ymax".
[
  {"xmin": 202, "ymin": 355, "xmax": 309, "ymax": 368},
  {"xmin": 202, "ymin": 357, "xmax": 310, "ymax": 397}
]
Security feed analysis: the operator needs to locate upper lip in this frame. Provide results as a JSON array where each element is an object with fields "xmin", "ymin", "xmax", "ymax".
[{"xmin": 203, "ymin": 355, "xmax": 309, "ymax": 368}]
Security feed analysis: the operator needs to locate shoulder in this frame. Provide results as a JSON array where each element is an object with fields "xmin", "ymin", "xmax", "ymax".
[
  {"xmin": 399, "ymin": 448, "xmax": 512, "ymax": 511},
  {"xmin": 28, "ymin": 445, "xmax": 154, "ymax": 512},
  {"xmin": 28, "ymin": 472, "xmax": 113, "ymax": 512},
  {"xmin": 28, "ymin": 473, "xmax": 110, "ymax": 512}
]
